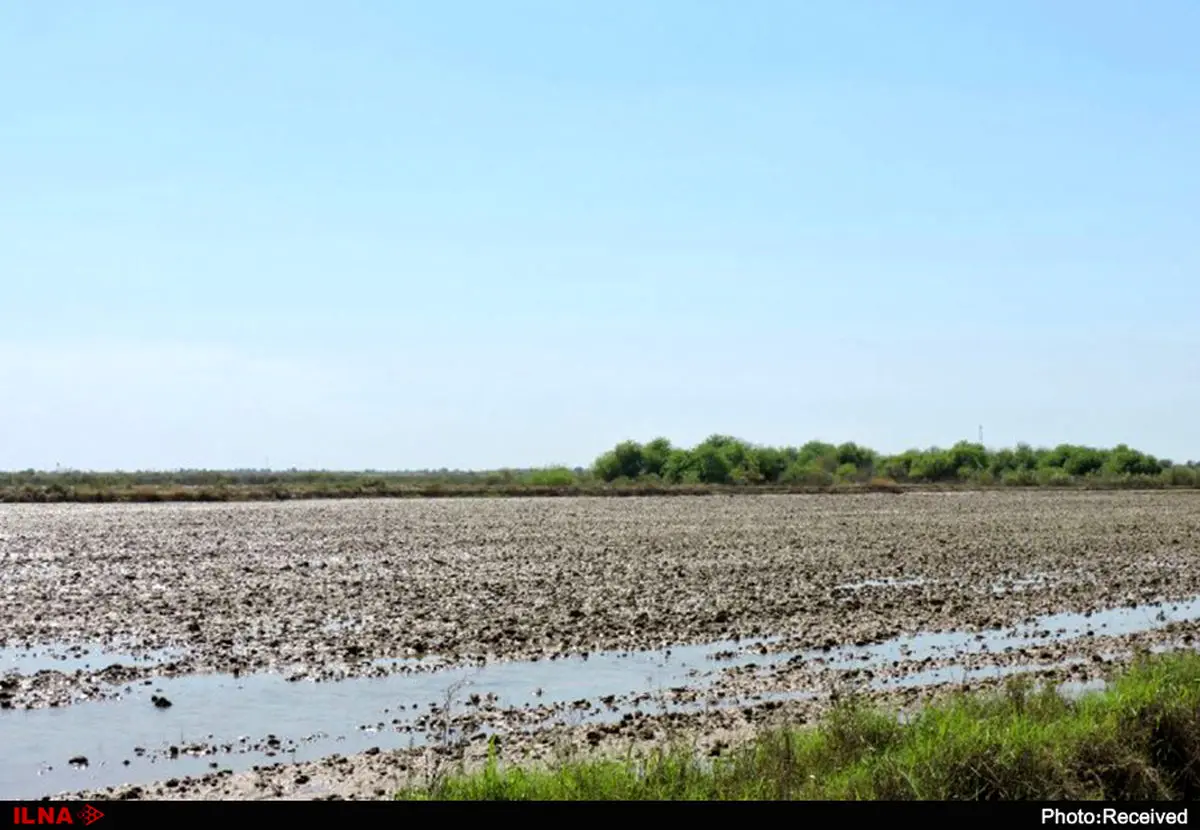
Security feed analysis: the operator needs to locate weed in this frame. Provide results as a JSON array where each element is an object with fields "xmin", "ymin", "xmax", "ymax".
[{"xmin": 397, "ymin": 650, "xmax": 1200, "ymax": 801}]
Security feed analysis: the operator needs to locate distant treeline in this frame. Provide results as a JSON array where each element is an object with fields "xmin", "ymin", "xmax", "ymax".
[
  {"xmin": 588, "ymin": 436, "xmax": 1200, "ymax": 487},
  {"xmin": 2, "ymin": 437, "xmax": 1198, "ymax": 502}
]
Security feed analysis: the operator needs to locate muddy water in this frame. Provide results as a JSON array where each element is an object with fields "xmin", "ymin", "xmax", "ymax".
[
  {"xmin": 810, "ymin": 595, "xmax": 1200, "ymax": 671},
  {"xmin": 4, "ymin": 594, "xmax": 1200, "ymax": 799},
  {"xmin": 0, "ymin": 637, "xmax": 777, "ymax": 798},
  {"xmin": 0, "ymin": 645, "xmax": 189, "ymax": 676}
]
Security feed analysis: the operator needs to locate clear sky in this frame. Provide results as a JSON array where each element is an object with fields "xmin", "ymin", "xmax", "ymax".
[{"xmin": 3, "ymin": 1, "xmax": 1198, "ymax": 471}]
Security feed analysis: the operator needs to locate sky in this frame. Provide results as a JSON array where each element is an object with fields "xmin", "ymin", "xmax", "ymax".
[{"xmin": 2, "ymin": 1, "xmax": 1199, "ymax": 471}]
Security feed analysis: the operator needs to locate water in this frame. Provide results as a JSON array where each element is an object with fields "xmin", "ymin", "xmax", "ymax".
[
  {"xmin": 835, "ymin": 572, "xmax": 1059, "ymax": 595},
  {"xmin": 805, "ymin": 595, "xmax": 1200, "ymax": 672},
  {"xmin": 531, "ymin": 686, "xmax": 820, "ymax": 732},
  {"xmin": 3, "ymin": 593, "xmax": 1200, "ymax": 799},
  {"xmin": 0, "ymin": 637, "xmax": 777, "ymax": 798},
  {"xmin": 878, "ymin": 658, "xmax": 1090, "ymax": 689},
  {"xmin": 834, "ymin": 577, "xmax": 927, "ymax": 591},
  {"xmin": 1, "ymin": 645, "xmax": 190, "ymax": 676}
]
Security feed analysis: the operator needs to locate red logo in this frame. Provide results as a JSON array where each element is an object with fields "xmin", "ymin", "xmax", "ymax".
[
  {"xmin": 76, "ymin": 807, "xmax": 103, "ymax": 827},
  {"xmin": 11, "ymin": 805, "xmax": 103, "ymax": 826}
]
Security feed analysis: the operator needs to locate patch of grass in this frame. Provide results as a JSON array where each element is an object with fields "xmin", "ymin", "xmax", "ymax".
[{"xmin": 397, "ymin": 651, "xmax": 1200, "ymax": 800}]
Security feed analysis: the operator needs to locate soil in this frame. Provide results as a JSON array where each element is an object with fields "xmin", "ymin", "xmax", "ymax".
[{"xmin": 2, "ymin": 490, "xmax": 1198, "ymax": 798}]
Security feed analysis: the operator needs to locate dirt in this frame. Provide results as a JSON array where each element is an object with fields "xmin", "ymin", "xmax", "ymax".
[{"xmin": 2, "ymin": 490, "xmax": 1199, "ymax": 798}]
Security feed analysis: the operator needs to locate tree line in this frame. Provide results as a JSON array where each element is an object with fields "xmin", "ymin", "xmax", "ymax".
[
  {"xmin": 3, "ymin": 436, "xmax": 1198, "ymax": 500},
  {"xmin": 589, "ymin": 435, "xmax": 1199, "ymax": 487}
]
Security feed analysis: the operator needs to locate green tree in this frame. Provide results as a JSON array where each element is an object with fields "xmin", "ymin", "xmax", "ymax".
[
  {"xmin": 692, "ymin": 443, "xmax": 733, "ymax": 484},
  {"xmin": 592, "ymin": 451, "xmax": 621, "ymax": 482},
  {"xmin": 750, "ymin": 447, "xmax": 788, "ymax": 483},
  {"xmin": 1064, "ymin": 448, "xmax": 1106, "ymax": 476},
  {"xmin": 781, "ymin": 459, "xmax": 833, "ymax": 486},
  {"xmin": 1013, "ymin": 443, "xmax": 1038, "ymax": 471},
  {"xmin": 836, "ymin": 442, "xmax": 877, "ymax": 473},
  {"xmin": 641, "ymin": 438, "xmax": 673, "ymax": 478},
  {"xmin": 946, "ymin": 441, "xmax": 987, "ymax": 474},
  {"xmin": 661, "ymin": 449, "xmax": 698, "ymax": 484},
  {"xmin": 834, "ymin": 462, "xmax": 859, "ymax": 482}
]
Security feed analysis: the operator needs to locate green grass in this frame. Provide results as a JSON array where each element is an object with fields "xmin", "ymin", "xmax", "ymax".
[
  {"xmin": 0, "ymin": 478, "xmax": 911, "ymax": 503},
  {"xmin": 3, "ymin": 475, "xmax": 1197, "ymax": 503},
  {"xmin": 398, "ymin": 651, "xmax": 1200, "ymax": 800}
]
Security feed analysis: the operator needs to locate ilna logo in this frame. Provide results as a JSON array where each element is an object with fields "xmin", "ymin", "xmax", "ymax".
[{"xmin": 12, "ymin": 806, "xmax": 103, "ymax": 826}]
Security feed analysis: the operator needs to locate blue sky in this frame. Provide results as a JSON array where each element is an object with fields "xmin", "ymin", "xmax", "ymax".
[{"xmin": 3, "ymin": 1, "xmax": 1199, "ymax": 470}]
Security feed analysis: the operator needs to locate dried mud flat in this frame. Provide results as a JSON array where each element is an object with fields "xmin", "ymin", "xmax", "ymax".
[{"xmin": 3, "ymin": 491, "xmax": 1200, "ymax": 800}]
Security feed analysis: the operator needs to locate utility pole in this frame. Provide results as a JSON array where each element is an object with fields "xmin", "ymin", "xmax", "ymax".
[{"xmin": 978, "ymin": 425, "xmax": 983, "ymax": 445}]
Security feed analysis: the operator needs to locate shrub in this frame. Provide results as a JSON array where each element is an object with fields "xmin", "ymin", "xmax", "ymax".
[
  {"xmin": 1036, "ymin": 467, "xmax": 1073, "ymax": 487},
  {"xmin": 834, "ymin": 463, "xmax": 860, "ymax": 483},
  {"xmin": 525, "ymin": 467, "xmax": 578, "ymax": 487},
  {"xmin": 1165, "ymin": 466, "xmax": 1198, "ymax": 487},
  {"xmin": 1002, "ymin": 469, "xmax": 1038, "ymax": 487}
]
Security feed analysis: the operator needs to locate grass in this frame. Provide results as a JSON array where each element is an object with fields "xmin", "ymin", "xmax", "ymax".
[
  {"xmin": 397, "ymin": 650, "xmax": 1200, "ymax": 800},
  {"xmin": 0, "ymin": 478, "xmax": 911, "ymax": 503},
  {"xmin": 4, "ymin": 475, "xmax": 1199, "ymax": 503}
]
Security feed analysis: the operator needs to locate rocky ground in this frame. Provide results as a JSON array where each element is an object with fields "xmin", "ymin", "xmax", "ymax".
[{"xmin": 2, "ymin": 490, "xmax": 1199, "ymax": 798}]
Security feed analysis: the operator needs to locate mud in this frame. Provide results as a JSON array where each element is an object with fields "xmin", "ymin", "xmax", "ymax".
[{"xmin": 2, "ymin": 490, "xmax": 1199, "ymax": 798}]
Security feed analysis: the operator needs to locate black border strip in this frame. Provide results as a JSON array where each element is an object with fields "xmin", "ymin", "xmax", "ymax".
[{"xmin": 4, "ymin": 801, "xmax": 1194, "ymax": 828}]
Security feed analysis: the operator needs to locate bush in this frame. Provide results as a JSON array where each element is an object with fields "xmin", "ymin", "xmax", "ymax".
[
  {"xmin": 834, "ymin": 463, "xmax": 859, "ymax": 483},
  {"xmin": 1036, "ymin": 467, "xmax": 1073, "ymax": 487},
  {"xmin": 1165, "ymin": 466, "xmax": 1198, "ymax": 487},
  {"xmin": 781, "ymin": 461, "xmax": 833, "ymax": 487},
  {"xmin": 1002, "ymin": 469, "xmax": 1038, "ymax": 487},
  {"xmin": 523, "ymin": 467, "xmax": 577, "ymax": 487}
]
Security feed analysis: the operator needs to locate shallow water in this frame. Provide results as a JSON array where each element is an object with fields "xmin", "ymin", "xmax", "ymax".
[
  {"xmin": 808, "ymin": 595, "xmax": 1200, "ymax": 672},
  {"xmin": 0, "ymin": 645, "xmax": 189, "ymax": 676},
  {"xmin": 4, "ymin": 593, "xmax": 1200, "ymax": 799},
  {"xmin": 0, "ymin": 636, "xmax": 777, "ymax": 798},
  {"xmin": 835, "ymin": 577, "xmax": 927, "ymax": 590},
  {"xmin": 877, "ymin": 658, "xmax": 1089, "ymax": 689}
]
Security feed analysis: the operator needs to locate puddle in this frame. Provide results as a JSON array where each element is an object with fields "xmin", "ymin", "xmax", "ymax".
[
  {"xmin": 876, "ymin": 658, "xmax": 1089, "ymax": 689},
  {"xmin": 1, "ymin": 645, "xmax": 190, "ymax": 677},
  {"xmin": 835, "ymin": 578, "xmax": 927, "ymax": 591},
  {"xmin": 370, "ymin": 656, "xmax": 452, "ymax": 672},
  {"xmin": 534, "ymin": 686, "xmax": 819, "ymax": 731},
  {"xmin": 0, "ymin": 637, "xmax": 777, "ymax": 799},
  {"xmin": 5, "ymin": 593, "xmax": 1200, "ymax": 799},
  {"xmin": 990, "ymin": 572, "xmax": 1059, "ymax": 594},
  {"xmin": 807, "ymin": 595, "xmax": 1200, "ymax": 673}
]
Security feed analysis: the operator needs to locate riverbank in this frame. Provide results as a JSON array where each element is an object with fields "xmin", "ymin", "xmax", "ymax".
[{"xmin": 399, "ymin": 650, "xmax": 1200, "ymax": 800}]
